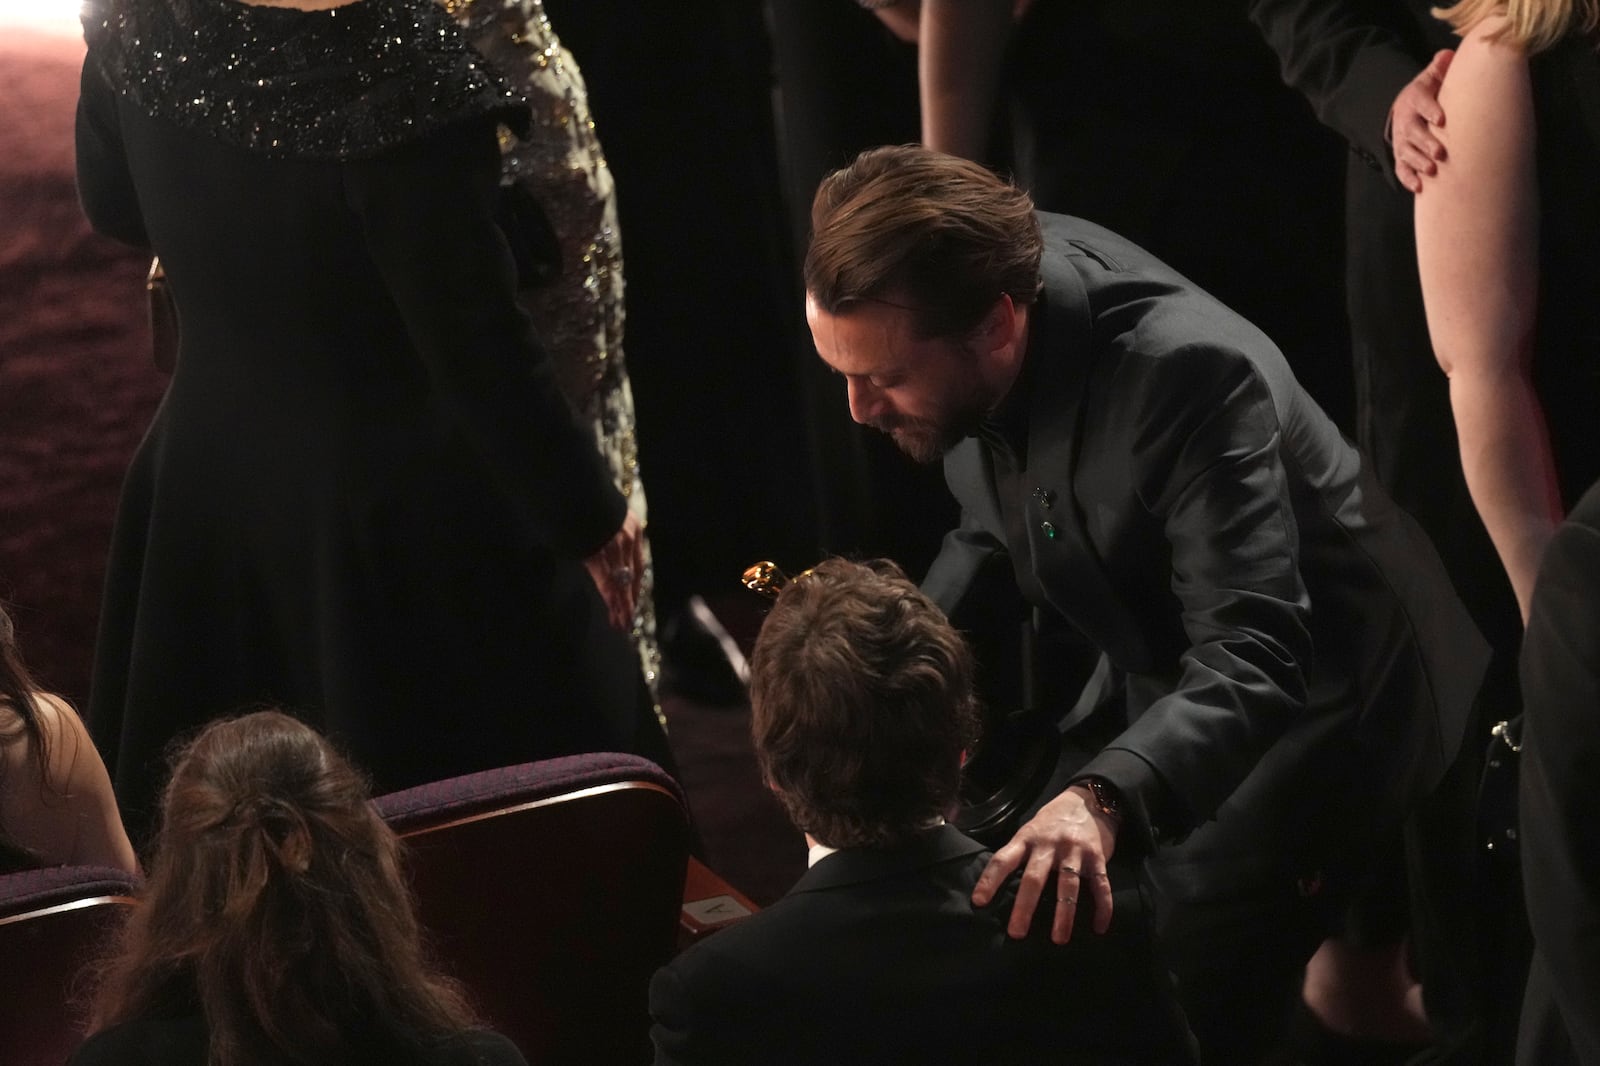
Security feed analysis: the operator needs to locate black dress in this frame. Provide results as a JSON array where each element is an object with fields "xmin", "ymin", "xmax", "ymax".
[
  {"xmin": 75, "ymin": 0, "xmax": 667, "ymax": 837},
  {"xmin": 1529, "ymin": 34, "xmax": 1600, "ymax": 510}
]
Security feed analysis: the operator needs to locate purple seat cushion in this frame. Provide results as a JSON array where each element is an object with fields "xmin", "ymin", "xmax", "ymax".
[
  {"xmin": 373, "ymin": 752, "xmax": 682, "ymax": 834},
  {"xmin": 0, "ymin": 864, "xmax": 141, "ymax": 918}
]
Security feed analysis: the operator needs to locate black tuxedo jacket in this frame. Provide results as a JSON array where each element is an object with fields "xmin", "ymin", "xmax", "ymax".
[
  {"xmin": 924, "ymin": 214, "xmax": 1483, "ymax": 865},
  {"xmin": 649, "ymin": 825, "xmax": 1195, "ymax": 1066}
]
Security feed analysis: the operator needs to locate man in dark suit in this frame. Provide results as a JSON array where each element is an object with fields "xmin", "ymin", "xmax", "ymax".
[
  {"xmin": 801, "ymin": 144, "xmax": 1484, "ymax": 1064},
  {"xmin": 1517, "ymin": 479, "xmax": 1600, "ymax": 1066},
  {"xmin": 649, "ymin": 558, "xmax": 1196, "ymax": 1066}
]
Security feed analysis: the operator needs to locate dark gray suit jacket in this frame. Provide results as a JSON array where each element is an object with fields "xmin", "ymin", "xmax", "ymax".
[
  {"xmin": 924, "ymin": 214, "xmax": 1484, "ymax": 867},
  {"xmin": 649, "ymin": 825, "xmax": 1195, "ymax": 1066},
  {"xmin": 1518, "ymin": 480, "xmax": 1600, "ymax": 1066}
]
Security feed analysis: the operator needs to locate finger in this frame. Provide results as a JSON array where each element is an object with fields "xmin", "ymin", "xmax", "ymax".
[
  {"xmin": 1416, "ymin": 50, "xmax": 1454, "ymax": 123},
  {"xmin": 629, "ymin": 528, "xmax": 645, "ymax": 600},
  {"xmin": 971, "ymin": 841, "xmax": 1027, "ymax": 906},
  {"xmin": 1423, "ymin": 48, "xmax": 1455, "ymax": 84},
  {"xmin": 1009, "ymin": 846, "xmax": 1058, "ymax": 940},
  {"xmin": 1396, "ymin": 159, "xmax": 1422, "ymax": 194},
  {"xmin": 1088, "ymin": 867, "xmax": 1115, "ymax": 935},
  {"xmin": 1396, "ymin": 144, "xmax": 1438, "ymax": 180},
  {"xmin": 604, "ymin": 584, "xmax": 626, "ymax": 631},
  {"xmin": 1052, "ymin": 860, "xmax": 1083, "ymax": 945},
  {"xmin": 1404, "ymin": 125, "xmax": 1446, "ymax": 162}
]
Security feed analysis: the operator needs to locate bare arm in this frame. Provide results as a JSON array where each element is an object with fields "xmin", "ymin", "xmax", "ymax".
[
  {"xmin": 1414, "ymin": 17, "xmax": 1558, "ymax": 621},
  {"xmin": 919, "ymin": 0, "xmax": 1014, "ymax": 160},
  {"xmin": 867, "ymin": 0, "xmax": 922, "ymax": 43},
  {"xmin": 2, "ymin": 695, "xmax": 137, "ymax": 872}
]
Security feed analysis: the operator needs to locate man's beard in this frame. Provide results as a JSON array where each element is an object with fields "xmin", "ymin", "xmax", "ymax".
[{"xmin": 875, "ymin": 402, "xmax": 985, "ymax": 464}]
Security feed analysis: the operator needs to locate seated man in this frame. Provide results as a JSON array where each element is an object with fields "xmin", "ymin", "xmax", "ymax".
[{"xmin": 649, "ymin": 558, "xmax": 1196, "ymax": 1066}]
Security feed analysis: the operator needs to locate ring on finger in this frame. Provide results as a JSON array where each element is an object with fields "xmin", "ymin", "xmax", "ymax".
[
  {"xmin": 1059, "ymin": 863, "xmax": 1079, "ymax": 875},
  {"xmin": 1057, "ymin": 895, "xmax": 1076, "ymax": 904}
]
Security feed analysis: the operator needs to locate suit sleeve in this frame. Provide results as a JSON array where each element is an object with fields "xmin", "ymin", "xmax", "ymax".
[
  {"xmin": 649, "ymin": 963, "xmax": 700, "ymax": 1066},
  {"xmin": 1075, "ymin": 345, "xmax": 1313, "ymax": 837},
  {"xmin": 344, "ymin": 119, "xmax": 625, "ymax": 558},
  {"xmin": 1247, "ymin": 0, "xmax": 1424, "ymax": 182},
  {"xmin": 922, "ymin": 511, "xmax": 1009, "ymax": 620},
  {"xmin": 1519, "ymin": 510, "xmax": 1600, "ymax": 1066},
  {"xmin": 74, "ymin": 47, "xmax": 150, "ymax": 249}
]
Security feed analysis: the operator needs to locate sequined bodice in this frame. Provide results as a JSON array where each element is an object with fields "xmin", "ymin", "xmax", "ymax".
[{"xmin": 84, "ymin": 0, "xmax": 526, "ymax": 159}]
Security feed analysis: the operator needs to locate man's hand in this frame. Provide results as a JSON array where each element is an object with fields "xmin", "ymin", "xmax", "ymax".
[
  {"xmin": 1390, "ymin": 49, "xmax": 1455, "ymax": 192},
  {"xmin": 583, "ymin": 509, "xmax": 644, "ymax": 632},
  {"xmin": 970, "ymin": 783, "xmax": 1119, "ymax": 945}
]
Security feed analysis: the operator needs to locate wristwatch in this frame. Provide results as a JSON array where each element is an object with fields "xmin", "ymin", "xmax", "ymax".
[{"xmin": 1076, "ymin": 777, "xmax": 1123, "ymax": 824}]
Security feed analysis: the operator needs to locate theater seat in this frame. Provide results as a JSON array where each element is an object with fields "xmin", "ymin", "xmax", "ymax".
[
  {"xmin": 375, "ymin": 753, "xmax": 692, "ymax": 1066},
  {"xmin": 0, "ymin": 864, "xmax": 139, "ymax": 1066}
]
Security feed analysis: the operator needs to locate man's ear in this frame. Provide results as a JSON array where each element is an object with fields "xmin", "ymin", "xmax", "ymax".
[{"xmin": 973, "ymin": 293, "xmax": 1020, "ymax": 351}]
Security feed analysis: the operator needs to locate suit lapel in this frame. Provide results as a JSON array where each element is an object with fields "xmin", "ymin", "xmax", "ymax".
[{"xmin": 1019, "ymin": 236, "xmax": 1156, "ymax": 671}]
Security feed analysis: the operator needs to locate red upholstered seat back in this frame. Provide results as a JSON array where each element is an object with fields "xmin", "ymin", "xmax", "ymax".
[
  {"xmin": 0, "ymin": 865, "xmax": 140, "ymax": 1066},
  {"xmin": 375, "ymin": 753, "xmax": 690, "ymax": 1066}
]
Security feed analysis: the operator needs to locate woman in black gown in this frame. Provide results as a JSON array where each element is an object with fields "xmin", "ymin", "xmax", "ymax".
[{"xmin": 75, "ymin": 0, "xmax": 668, "ymax": 839}]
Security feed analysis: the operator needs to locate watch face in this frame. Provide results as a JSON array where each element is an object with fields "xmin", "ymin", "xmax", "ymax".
[{"xmin": 1086, "ymin": 778, "xmax": 1119, "ymax": 817}]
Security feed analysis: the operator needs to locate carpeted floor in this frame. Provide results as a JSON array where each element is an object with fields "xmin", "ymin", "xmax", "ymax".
[
  {"xmin": 0, "ymin": 27, "xmax": 801, "ymax": 906},
  {"xmin": 0, "ymin": 28, "xmax": 160, "ymax": 704}
]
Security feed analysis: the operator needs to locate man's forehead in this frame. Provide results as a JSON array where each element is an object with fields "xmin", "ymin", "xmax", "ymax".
[{"xmin": 807, "ymin": 296, "xmax": 924, "ymax": 372}]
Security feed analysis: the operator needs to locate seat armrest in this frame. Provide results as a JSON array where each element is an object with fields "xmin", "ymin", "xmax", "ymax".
[{"xmin": 677, "ymin": 856, "xmax": 758, "ymax": 949}]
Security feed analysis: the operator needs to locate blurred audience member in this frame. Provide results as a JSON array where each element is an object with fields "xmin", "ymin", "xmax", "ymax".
[
  {"xmin": 649, "ymin": 558, "xmax": 1197, "ymax": 1066},
  {"xmin": 77, "ymin": 0, "xmax": 665, "ymax": 842},
  {"xmin": 1253, "ymin": 4, "xmax": 1538, "ymax": 1060},
  {"xmin": 1415, "ymin": 0, "xmax": 1600, "ymax": 618},
  {"xmin": 0, "ymin": 604, "xmax": 134, "ymax": 874},
  {"xmin": 72, "ymin": 710, "xmax": 526, "ymax": 1066},
  {"xmin": 1517, "ymin": 477, "xmax": 1600, "ymax": 1066}
]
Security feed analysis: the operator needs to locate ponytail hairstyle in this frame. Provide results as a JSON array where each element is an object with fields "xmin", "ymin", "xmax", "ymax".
[
  {"xmin": 1436, "ymin": 0, "xmax": 1600, "ymax": 54},
  {"xmin": 0, "ymin": 605, "xmax": 51, "ymax": 868},
  {"xmin": 86, "ymin": 711, "xmax": 477, "ymax": 1066}
]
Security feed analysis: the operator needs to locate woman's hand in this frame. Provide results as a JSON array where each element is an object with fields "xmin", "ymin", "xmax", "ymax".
[
  {"xmin": 1390, "ymin": 49, "xmax": 1454, "ymax": 193},
  {"xmin": 584, "ymin": 509, "xmax": 644, "ymax": 632}
]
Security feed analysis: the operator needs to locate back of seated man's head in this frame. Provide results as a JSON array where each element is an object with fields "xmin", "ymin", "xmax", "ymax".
[{"xmin": 749, "ymin": 558, "xmax": 980, "ymax": 850}]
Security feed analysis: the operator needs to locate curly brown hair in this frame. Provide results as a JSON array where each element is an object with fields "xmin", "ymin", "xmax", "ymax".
[
  {"xmin": 749, "ymin": 559, "xmax": 981, "ymax": 849},
  {"xmin": 86, "ymin": 711, "xmax": 477, "ymax": 1066},
  {"xmin": 804, "ymin": 144, "xmax": 1044, "ymax": 340}
]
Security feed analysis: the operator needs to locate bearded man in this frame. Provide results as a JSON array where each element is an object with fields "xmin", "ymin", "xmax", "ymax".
[{"xmin": 804, "ymin": 144, "xmax": 1485, "ymax": 1064}]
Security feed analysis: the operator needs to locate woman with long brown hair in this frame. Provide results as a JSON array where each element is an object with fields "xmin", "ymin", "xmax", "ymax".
[
  {"xmin": 0, "ymin": 604, "xmax": 133, "ymax": 873},
  {"xmin": 72, "ymin": 711, "xmax": 524, "ymax": 1066}
]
